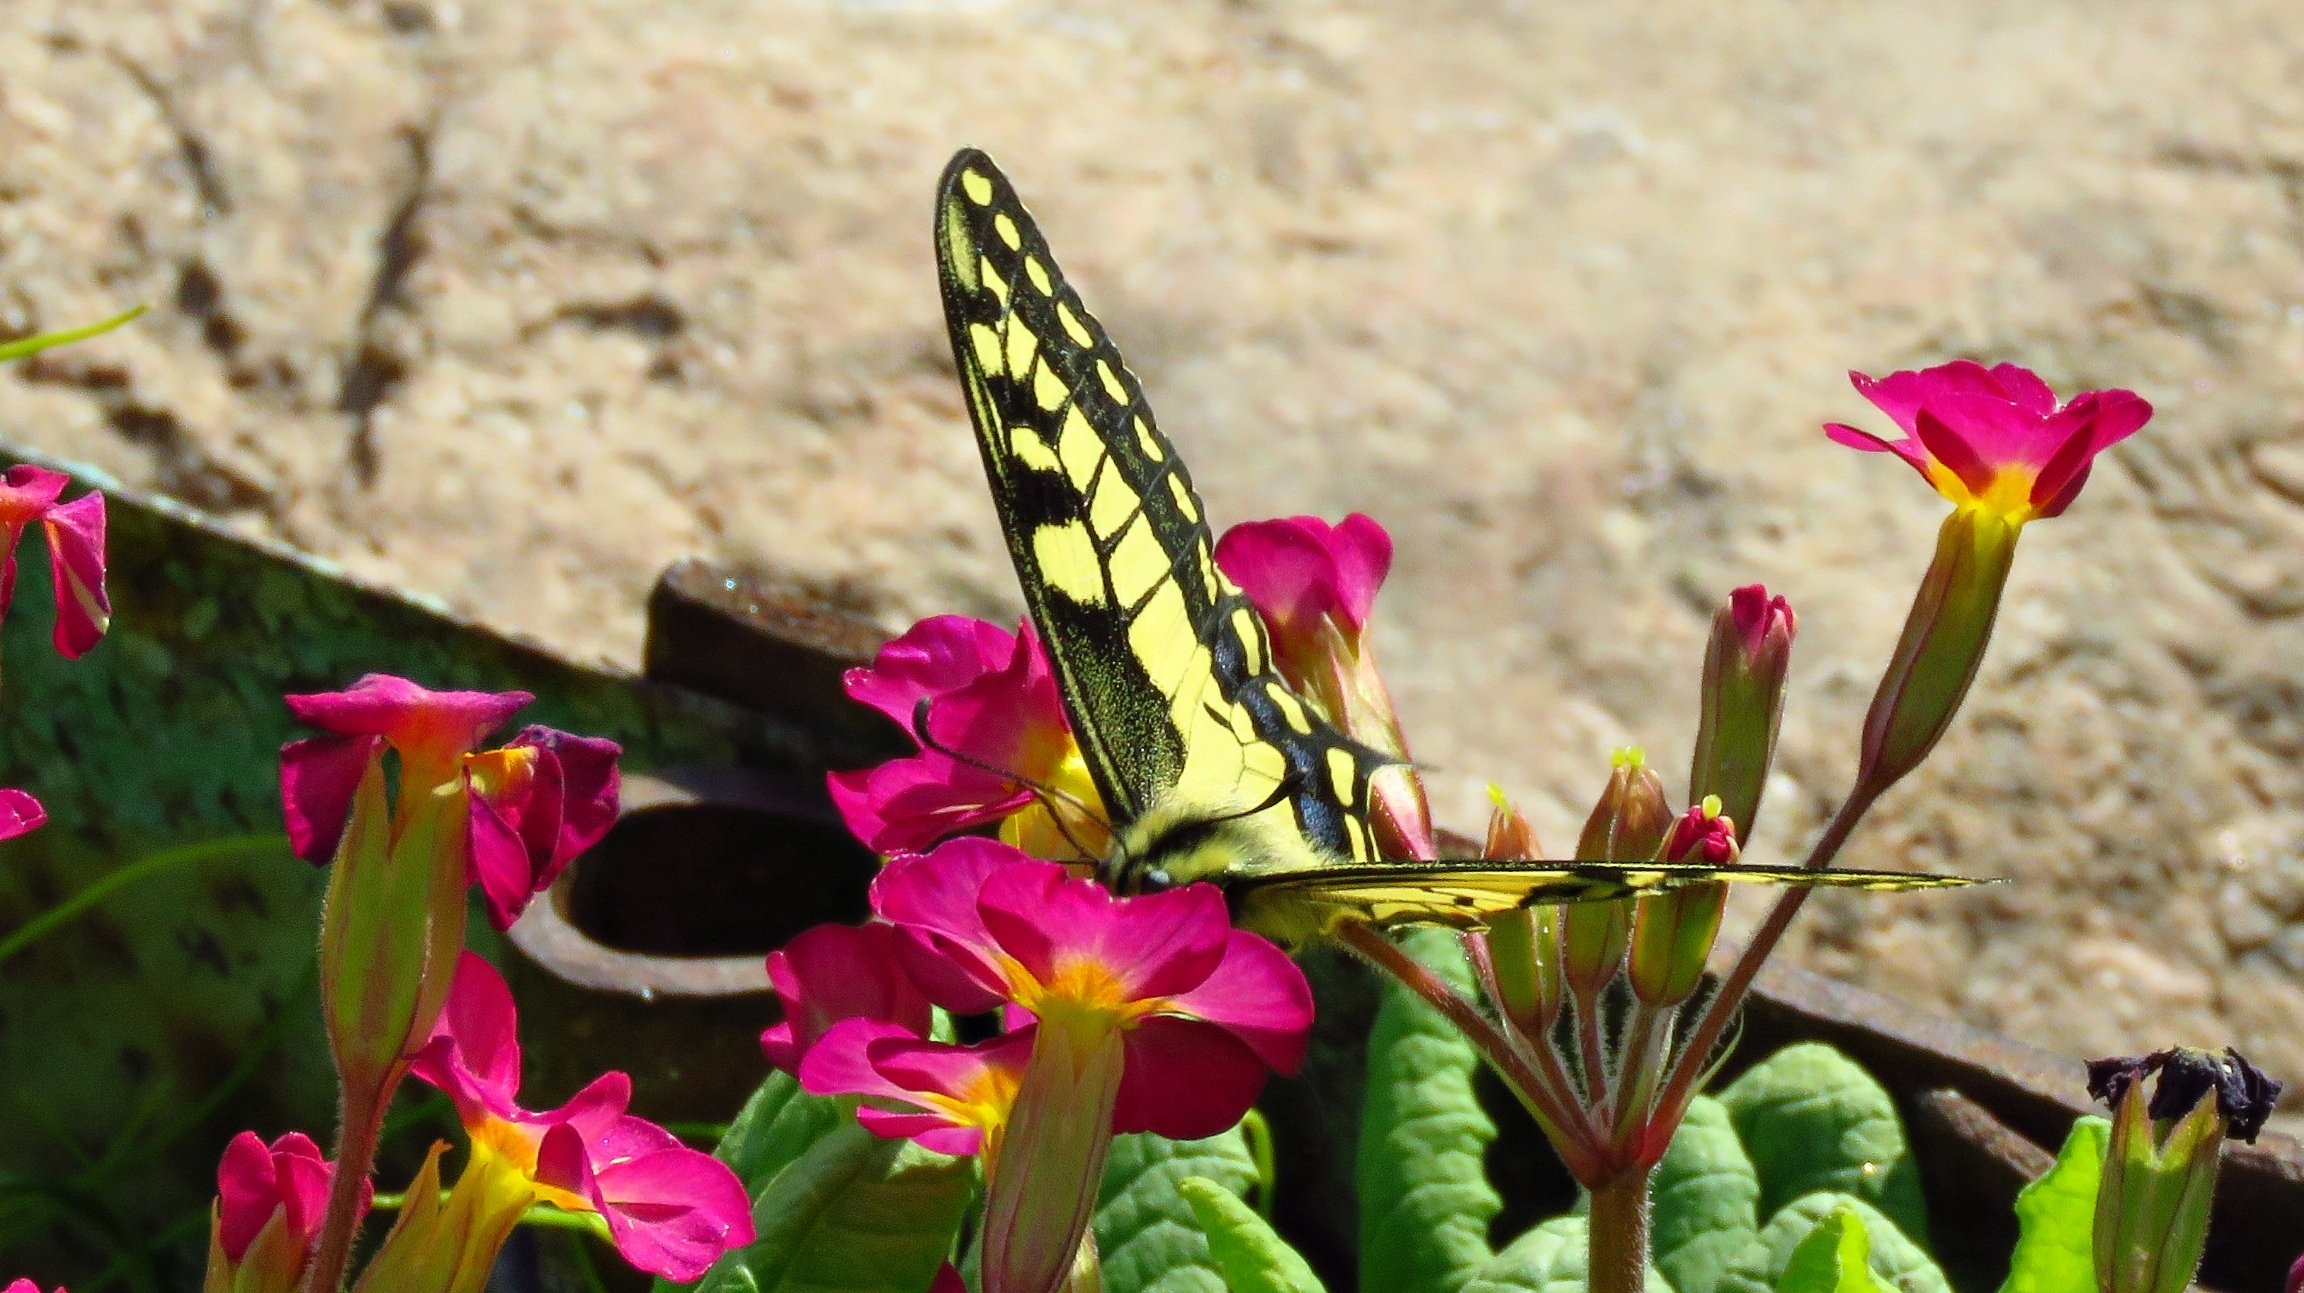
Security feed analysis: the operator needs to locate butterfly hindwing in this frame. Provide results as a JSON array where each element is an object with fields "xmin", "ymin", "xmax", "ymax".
[{"xmin": 1231, "ymin": 861, "xmax": 1990, "ymax": 944}]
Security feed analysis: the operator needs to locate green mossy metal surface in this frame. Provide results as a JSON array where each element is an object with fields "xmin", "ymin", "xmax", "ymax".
[{"xmin": 0, "ymin": 453, "xmax": 788, "ymax": 1286}]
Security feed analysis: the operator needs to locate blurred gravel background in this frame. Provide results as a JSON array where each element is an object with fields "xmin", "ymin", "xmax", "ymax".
[{"xmin": 2, "ymin": 0, "xmax": 2300, "ymax": 1119}]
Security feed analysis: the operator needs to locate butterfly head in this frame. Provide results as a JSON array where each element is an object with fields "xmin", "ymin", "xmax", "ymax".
[{"xmin": 1099, "ymin": 779, "xmax": 1338, "ymax": 897}]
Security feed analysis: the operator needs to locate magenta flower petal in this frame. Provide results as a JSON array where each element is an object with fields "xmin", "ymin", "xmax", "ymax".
[
  {"xmin": 1114, "ymin": 1015, "xmax": 1269, "ymax": 1139},
  {"xmin": 39, "ymin": 492, "xmax": 106, "ymax": 657},
  {"xmin": 0, "ymin": 465, "xmax": 69, "ymax": 524},
  {"xmin": 976, "ymin": 863, "xmax": 1229, "ymax": 1001},
  {"xmin": 1216, "ymin": 514, "xmax": 1394, "ymax": 636},
  {"xmin": 408, "ymin": 951, "xmax": 524, "ymax": 1122},
  {"xmin": 842, "ymin": 615, "xmax": 1021, "ymax": 729},
  {"xmin": 761, "ymin": 922, "xmax": 933, "ymax": 1073},
  {"xmin": 507, "ymin": 727, "xmax": 621, "ymax": 872},
  {"xmin": 284, "ymin": 674, "xmax": 534, "ymax": 769},
  {"xmin": 1157, "ymin": 930, "xmax": 1315, "ymax": 1077},
  {"xmin": 214, "ymin": 1130, "xmax": 337, "ymax": 1263},
  {"xmin": 467, "ymin": 784, "xmax": 540, "ymax": 932},
  {"xmin": 587, "ymin": 1135, "xmax": 756, "ymax": 1282},
  {"xmin": 800, "ymin": 1020, "xmax": 1030, "ymax": 1156},
  {"xmin": 1986, "ymin": 362, "xmax": 2058, "ymax": 415},
  {"xmin": 830, "ymin": 616, "xmax": 1078, "ymax": 855},
  {"xmin": 828, "ymin": 758, "xmax": 1031, "ymax": 855},
  {"xmin": 278, "ymin": 733, "xmax": 382, "ymax": 864},
  {"xmin": 5, "ymin": 1281, "xmax": 60, "ymax": 1293},
  {"xmin": 0, "ymin": 790, "xmax": 45, "ymax": 842},
  {"xmin": 1911, "ymin": 405, "xmax": 2004, "ymax": 499},
  {"xmin": 874, "ymin": 837, "xmax": 1026, "ymax": 936}
]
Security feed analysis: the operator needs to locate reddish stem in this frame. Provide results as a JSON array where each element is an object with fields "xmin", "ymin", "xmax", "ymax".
[{"xmin": 300, "ymin": 1072, "xmax": 392, "ymax": 1293}]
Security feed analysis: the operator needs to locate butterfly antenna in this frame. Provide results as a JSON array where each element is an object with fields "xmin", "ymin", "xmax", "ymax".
[{"xmin": 908, "ymin": 699, "xmax": 1112, "ymax": 862}]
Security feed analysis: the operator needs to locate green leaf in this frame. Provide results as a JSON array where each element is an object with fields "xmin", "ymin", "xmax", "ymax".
[
  {"xmin": 1774, "ymin": 1207, "xmax": 1888, "ymax": 1293},
  {"xmin": 713, "ymin": 1068, "xmax": 853, "ymax": 1184},
  {"xmin": 1178, "ymin": 1175, "xmax": 1325, "ymax": 1293},
  {"xmin": 1998, "ymin": 1117, "xmax": 2108, "ymax": 1293},
  {"xmin": 1464, "ymin": 1216, "xmax": 1674, "ymax": 1293},
  {"xmin": 1718, "ymin": 1045, "xmax": 1926, "ymax": 1236},
  {"xmin": 1651, "ymin": 1096, "xmax": 1762, "ymax": 1293},
  {"xmin": 1097, "ymin": 1128, "xmax": 1260, "ymax": 1293},
  {"xmin": 1359, "ymin": 927, "xmax": 1501, "ymax": 1293},
  {"xmin": 1714, "ymin": 1193, "xmax": 1948, "ymax": 1293},
  {"xmin": 668, "ymin": 1107, "xmax": 974, "ymax": 1293}
]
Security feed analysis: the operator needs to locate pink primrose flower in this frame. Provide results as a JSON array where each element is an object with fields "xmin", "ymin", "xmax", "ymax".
[
  {"xmin": 0, "ymin": 790, "xmax": 43, "ymax": 843},
  {"xmin": 409, "ymin": 952, "xmax": 754, "ymax": 1281},
  {"xmin": 799, "ymin": 1019, "xmax": 1035, "ymax": 1156},
  {"xmin": 760, "ymin": 920, "xmax": 934, "ymax": 1073},
  {"xmin": 1214, "ymin": 514, "xmax": 1391, "ymax": 640},
  {"xmin": 0, "ymin": 465, "xmax": 107, "ymax": 659},
  {"xmin": 5, "ymin": 1282, "xmax": 60, "ymax": 1293},
  {"xmin": 828, "ymin": 616, "xmax": 1103, "ymax": 858},
  {"xmin": 1826, "ymin": 361, "xmax": 2151, "ymax": 524},
  {"xmin": 280, "ymin": 674, "xmax": 620, "ymax": 929},
  {"xmin": 874, "ymin": 843, "xmax": 1313, "ymax": 1139}
]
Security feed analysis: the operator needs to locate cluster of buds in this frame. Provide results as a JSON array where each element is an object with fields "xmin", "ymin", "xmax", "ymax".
[{"xmin": 766, "ymin": 836, "xmax": 1309, "ymax": 1293}]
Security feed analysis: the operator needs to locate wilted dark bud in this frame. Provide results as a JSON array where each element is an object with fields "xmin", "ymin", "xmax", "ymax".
[
  {"xmin": 1689, "ymin": 585, "xmax": 1793, "ymax": 840},
  {"xmin": 2088, "ymin": 1047, "xmax": 2286, "ymax": 1293}
]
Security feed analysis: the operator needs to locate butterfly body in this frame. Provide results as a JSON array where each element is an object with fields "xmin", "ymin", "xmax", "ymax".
[{"xmin": 932, "ymin": 148, "xmax": 1981, "ymax": 946}]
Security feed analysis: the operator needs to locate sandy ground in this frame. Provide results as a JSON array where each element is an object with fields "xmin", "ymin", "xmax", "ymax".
[{"xmin": 2, "ymin": 0, "xmax": 2301, "ymax": 1114}]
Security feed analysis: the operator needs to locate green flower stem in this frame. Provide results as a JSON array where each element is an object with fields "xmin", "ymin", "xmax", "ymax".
[
  {"xmin": 1588, "ymin": 1167, "xmax": 1654, "ymax": 1293},
  {"xmin": 1646, "ymin": 783, "xmax": 1880, "ymax": 1137},
  {"xmin": 1336, "ymin": 921, "xmax": 1604, "ymax": 1180},
  {"xmin": 302, "ymin": 1075, "xmax": 391, "ymax": 1293}
]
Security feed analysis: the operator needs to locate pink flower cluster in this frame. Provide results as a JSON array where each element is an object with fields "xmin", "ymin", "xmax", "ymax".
[
  {"xmin": 0, "ymin": 463, "xmax": 111, "ymax": 845},
  {"xmin": 768, "ymin": 836, "xmax": 1311, "ymax": 1148},
  {"xmin": 281, "ymin": 675, "xmax": 619, "ymax": 929}
]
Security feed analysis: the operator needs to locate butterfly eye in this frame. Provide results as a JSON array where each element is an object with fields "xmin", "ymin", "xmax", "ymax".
[{"xmin": 1140, "ymin": 867, "xmax": 1175, "ymax": 893}]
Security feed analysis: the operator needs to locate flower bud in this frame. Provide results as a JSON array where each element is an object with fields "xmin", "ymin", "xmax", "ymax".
[
  {"xmin": 2286, "ymin": 1251, "xmax": 2302, "ymax": 1293},
  {"xmin": 1855, "ymin": 508, "xmax": 2018, "ymax": 802},
  {"xmin": 1563, "ymin": 751, "xmax": 1671, "ymax": 997},
  {"xmin": 1479, "ymin": 787, "xmax": 1562, "ymax": 1036},
  {"xmin": 202, "ymin": 1131, "xmax": 363, "ymax": 1293},
  {"xmin": 1627, "ymin": 797, "xmax": 1738, "ymax": 1008},
  {"xmin": 2086, "ymin": 1047, "xmax": 2286, "ymax": 1293},
  {"xmin": 1689, "ymin": 586, "xmax": 1792, "ymax": 839}
]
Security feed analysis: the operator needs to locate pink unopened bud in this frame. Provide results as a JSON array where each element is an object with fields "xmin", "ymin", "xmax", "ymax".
[
  {"xmin": 1629, "ymin": 797, "xmax": 1739, "ymax": 1008},
  {"xmin": 203, "ymin": 1131, "xmax": 364, "ymax": 1293},
  {"xmin": 1690, "ymin": 586, "xmax": 1793, "ymax": 839},
  {"xmin": 2285, "ymin": 1251, "xmax": 2302, "ymax": 1293}
]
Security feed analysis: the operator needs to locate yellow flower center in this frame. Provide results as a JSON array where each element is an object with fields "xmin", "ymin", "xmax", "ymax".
[
  {"xmin": 468, "ymin": 1115, "xmax": 594, "ymax": 1216},
  {"xmin": 1923, "ymin": 459, "xmax": 2039, "ymax": 526}
]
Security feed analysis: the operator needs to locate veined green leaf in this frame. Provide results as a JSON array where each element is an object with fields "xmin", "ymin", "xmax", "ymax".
[
  {"xmin": 1715, "ymin": 1193, "xmax": 1947, "ymax": 1293},
  {"xmin": 1774, "ymin": 1207, "xmax": 1889, "ymax": 1293},
  {"xmin": 1998, "ymin": 1117, "xmax": 2107, "ymax": 1293},
  {"xmin": 1718, "ymin": 1045, "xmax": 1925, "ymax": 1236},
  {"xmin": 1097, "ymin": 1128, "xmax": 1259, "ymax": 1293},
  {"xmin": 1178, "ymin": 1175, "xmax": 1325, "ymax": 1293},
  {"xmin": 1358, "ymin": 927, "xmax": 1500, "ymax": 1293},
  {"xmin": 1651, "ymin": 1095, "xmax": 1761, "ymax": 1293}
]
